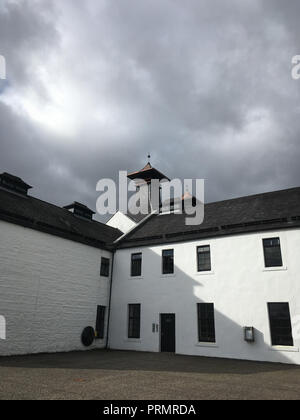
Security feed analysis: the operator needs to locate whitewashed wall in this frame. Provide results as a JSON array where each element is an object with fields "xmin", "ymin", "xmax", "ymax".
[
  {"xmin": 0, "ymin": 220, "xmax": 112, "ymax": 356},
  {"xmin": 109, "ymin": 228, "xmax": 300, "ymax": 364},
  {"xmin": 106, "ymin": 211, "xmax": 136, "ymax": 234}
]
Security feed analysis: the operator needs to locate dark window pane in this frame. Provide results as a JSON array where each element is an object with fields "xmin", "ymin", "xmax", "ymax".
[
  {"xmin": 131, "ymin": 253, "xmax": 142, "ymax": 277},
  {"xmin": 128, "ymin": 304, "xmax": 141, "ymax": 339},
  {"xmin": 162, "ymin": 249, "xmax": 174, "ymax": 274},
  {"xmin": 197, "ymin": 246, "xmax": 211, "ymax": 272},
  {"xmin": 263, "ymin": 238, "xmax": 283, "ymax": 267},
  {"xmin": 268, "ymin": 303, "xmax": 293, "ymax": 346},
  {"xmin": 197, "ymin": 303, "xmax": 216, "ymax": 343},
  {"xmin": 95, "ymin": 306, "xmax": 106, "ymax": 339},
  {"xmin": 100, "ymin": 257, "xmax": 110, "ymax": 277}
]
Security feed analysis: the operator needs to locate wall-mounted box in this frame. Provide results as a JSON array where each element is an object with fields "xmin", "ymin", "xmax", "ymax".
[{"xmin": 244, "ymin": 327, "xmax": 255, "ymax": 343}]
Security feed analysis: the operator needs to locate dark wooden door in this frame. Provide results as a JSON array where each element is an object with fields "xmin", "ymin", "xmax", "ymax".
[{"xmin": 160, "ymin": 314, "xmax": 176, "ymax": 352}]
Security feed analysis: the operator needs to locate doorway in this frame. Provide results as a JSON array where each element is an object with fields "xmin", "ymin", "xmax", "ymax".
[{"xmin": 160, "ymin": 313, "xmax": 176, "ymax": 352}]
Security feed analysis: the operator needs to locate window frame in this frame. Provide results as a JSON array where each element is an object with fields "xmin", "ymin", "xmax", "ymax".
[
  {"xmin": 128, "ymin": 304, "xmax": 141, "ymax": 339},
  {"xmin": 131, "ymin": 253, "xmax": 142, "ymax": 277},
  {"xmin": 100, "ymin": 257, "xmax": 110, "ymax": 277},
  {"xmin": 197, "ymin": 245, "xmax": 212, "ymax": 272},
  {"xmin": 162, "ymin": 249, "xmax": 174, "ymax": 275},
  {"xmin": 197, "ymin": 303, "xmax": 216, "ymax": 343},
  {"xmin": 268, "ymin": 302, "xmax": 294, "ymax": 347},
  {"xmin": 263, "ymin": 237, "xmax": 283, "ymax": 268}
]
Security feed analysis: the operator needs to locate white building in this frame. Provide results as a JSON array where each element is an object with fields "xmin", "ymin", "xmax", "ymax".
[
  {"xmin": 1, "ymin": 166, "xmax": 300, "ymax": 365},
  {"xmin": 0, "ymin": 173, "xmax": 121, "ymax": 356}
]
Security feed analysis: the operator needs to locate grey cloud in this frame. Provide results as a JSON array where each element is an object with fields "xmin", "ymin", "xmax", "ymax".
[{"xmin": 0, "ymin": 0, "xmax": 299, "ymax": 221}]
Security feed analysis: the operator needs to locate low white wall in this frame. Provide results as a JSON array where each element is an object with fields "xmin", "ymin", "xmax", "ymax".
[
  {"xmin": 109, "ymin": 228, "xmax": 300, "ymax": 364},
  {"xmin": 0, "ymin": 220, "xmax": 112, "ymax": 356}
]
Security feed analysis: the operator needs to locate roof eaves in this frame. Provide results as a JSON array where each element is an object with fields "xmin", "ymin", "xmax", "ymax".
[{"xmin": 117, "ymin": 220, "xmax": 300, "ymax": 249}]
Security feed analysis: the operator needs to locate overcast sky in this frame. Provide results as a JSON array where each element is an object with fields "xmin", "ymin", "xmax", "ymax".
[{"xmin": 0, "ymin": 0, "xmax": 299, "ymax": 219}]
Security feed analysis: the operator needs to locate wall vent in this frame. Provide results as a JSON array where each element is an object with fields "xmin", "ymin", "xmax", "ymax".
[
  {"xmin": 63, "ymin": 202, "xmax": 95, "ymax": 220},
  {"xmin": 0, "ymin": 172, "xmax": 32, "ymax": 196}
]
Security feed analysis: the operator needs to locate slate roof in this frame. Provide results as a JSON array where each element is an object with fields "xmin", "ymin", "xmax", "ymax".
[
  {"xmin": 1, "ymin": 175, "xmax": 300, "ymax": 251},
  {"xmin": 117, "ymin": 187, "xmax": 300, "ymax": 248},
  {"xmin": 0, "ymin": 187, "xmax": 122, "ymax": 250},
  {"xmin": 126, "ymin": 210, "xmax": 148, "ymax": 224}
]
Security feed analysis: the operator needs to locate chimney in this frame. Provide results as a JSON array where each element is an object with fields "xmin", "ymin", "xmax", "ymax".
[
  {"xmin": 0, "ymin": 172, "xmax": 32, "ymax": 196},
  {"xmin": 63, "ymin": 202, "xmax": 95, "ymax": 220}
]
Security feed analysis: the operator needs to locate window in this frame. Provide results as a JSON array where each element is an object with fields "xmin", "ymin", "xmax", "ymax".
[
  {"xmin": 131, "ymin": 253, "xmax": 142, "ymax": 277},
  {"xmin": 128, "ymin": 304, "xmax": 141, "ymax": 339},
  {"xmin": 197, "ymin": 303, "xmax": 216, "ymax": 343},
  {"xmin": 95, "ymin": 306, "xmax": 106, "ymax": 339},
  {"xmin": 162, "ymin": 249, "xmax": 174, "ymax": 274},
  {"xmin": 197, "ymin": 246, "xmax": 211, "ymax": 272},
  {"xmin": 100, "ymin": 257, "xmax": 110, "ymax": 277},
  {"xmin": 263, "ymin": 238, "xmax": 283, "ymax": 268},
  {"xmin": 268, "ymin": 303, "xmax": 293, "ymax": 347}
]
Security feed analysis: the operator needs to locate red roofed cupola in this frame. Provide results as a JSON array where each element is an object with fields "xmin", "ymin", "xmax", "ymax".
[
  {"xmin": 127, "ymin": 157, "xmax": 170, "ymax": 212},
  {"xmin": 127, "ymin": 159, "xmax": 170, "ymax": 185}
]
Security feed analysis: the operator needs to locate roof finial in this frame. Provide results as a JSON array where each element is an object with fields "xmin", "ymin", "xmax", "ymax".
[{"xmin": 147, "ymin": 153, "xmax": 151, "ymax": 163}]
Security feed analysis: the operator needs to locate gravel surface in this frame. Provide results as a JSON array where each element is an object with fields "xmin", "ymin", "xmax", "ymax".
[{"xmin": 0, "ymin": 350, "xmax": 299, "ymax": 400}]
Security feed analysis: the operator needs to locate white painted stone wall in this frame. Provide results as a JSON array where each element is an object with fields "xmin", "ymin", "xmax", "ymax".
[
  {"xmin": 106, "ymin": 211, "xmax": 136, "ymax": 234},
  {"xmin": 0, "ymin": 220, "xmax": 112, "ymax": 356},
  {"xmin": 109, "ymin": 227, "xmax": 300, "ymax": 364}
]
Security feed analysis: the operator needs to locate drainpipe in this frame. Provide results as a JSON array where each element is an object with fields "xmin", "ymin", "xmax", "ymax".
[{"xmin": 105, "ymin": 250, "xmax": 115, "ymax": 349}]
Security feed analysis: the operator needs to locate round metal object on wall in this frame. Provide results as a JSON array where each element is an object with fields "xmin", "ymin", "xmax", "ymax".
[{"xmin": 81, "ymin": 326, "xmax": 95, "ymax": 347}]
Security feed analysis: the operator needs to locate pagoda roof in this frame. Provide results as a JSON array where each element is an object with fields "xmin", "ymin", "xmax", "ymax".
[{"xmin": 127, "ymin": 162, "xmax": 170, "ymax": 182}]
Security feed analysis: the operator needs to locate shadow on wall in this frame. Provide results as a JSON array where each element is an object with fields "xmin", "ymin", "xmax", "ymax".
[{"xmin": 108, "ymin": 246, "xmax": 297, "ymax": 366}]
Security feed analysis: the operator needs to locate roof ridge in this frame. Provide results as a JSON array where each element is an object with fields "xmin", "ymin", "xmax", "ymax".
[{"xmin": 206, "ymin": 186, "xmax": 300, "ymax": 206}]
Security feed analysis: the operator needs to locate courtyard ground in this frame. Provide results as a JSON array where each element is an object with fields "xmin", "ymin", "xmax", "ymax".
[{"xmin": 0, "ymin": 350, "xmax": 300, "ymax": 400}]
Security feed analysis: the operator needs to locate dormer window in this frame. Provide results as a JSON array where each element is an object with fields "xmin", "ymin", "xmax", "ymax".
[
  {"xmin": 0, "ymin": 172, "xmax": 32, "ymax": 196},
  {"xmin": 63, "ymin": 202, "xmax": 95, "ymax": 221}
]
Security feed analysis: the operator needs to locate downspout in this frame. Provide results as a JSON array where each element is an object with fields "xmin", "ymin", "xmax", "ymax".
[{"xmin": 105, "ymin": 250, "xmax": 115, "ymax": 349}]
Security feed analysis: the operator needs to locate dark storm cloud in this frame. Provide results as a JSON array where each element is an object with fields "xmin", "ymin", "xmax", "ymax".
[{"xmin": 0, "ymin": 0, "xmax": 299, "ymax": 220}]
